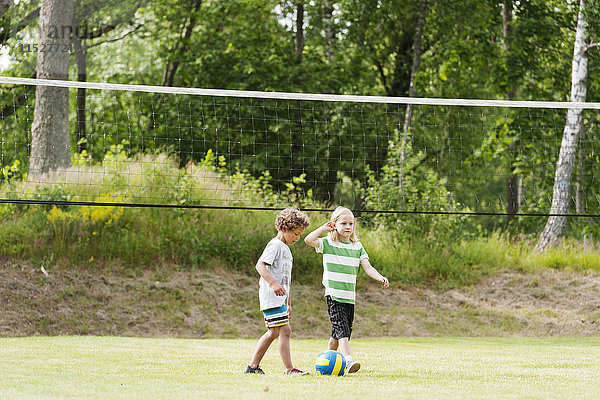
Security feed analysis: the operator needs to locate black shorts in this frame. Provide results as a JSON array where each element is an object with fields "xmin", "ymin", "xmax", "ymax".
[{"xmin": 326, "ymin": 295, "xmax": 355, "ymax": 340}]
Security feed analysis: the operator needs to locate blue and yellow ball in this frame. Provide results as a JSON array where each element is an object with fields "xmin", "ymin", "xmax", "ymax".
[{"xmin": 315, "ymin": 350, "xmax": 346, "ymax": 376}]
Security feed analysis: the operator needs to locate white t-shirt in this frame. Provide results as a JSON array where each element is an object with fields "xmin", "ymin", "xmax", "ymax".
[{"xmin": 258, "ymin": 237, "xmax": 293, "ymax": 310}]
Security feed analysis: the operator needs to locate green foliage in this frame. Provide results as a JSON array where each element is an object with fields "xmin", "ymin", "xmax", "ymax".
[
  {"xmin": 363, "ymin": 130, "xmax": 469, "ymax": 242},
  {"xmin": 1, "ymin": 0, "xmax": 599, "ymax": 249},
  {"xmin": 2, "ymin": 145, "xmax": 598, "ymax": 289},
  {"xmin": 0, "ymin": 148, "xmax": 320, "ymax": 276},
  {"xmin": 0, "ymin": 159, "xmax": 26, "ymax": 184},
  {"xmin": 359, "ymin": 230, "xmax": 501, "ymax": 289}
]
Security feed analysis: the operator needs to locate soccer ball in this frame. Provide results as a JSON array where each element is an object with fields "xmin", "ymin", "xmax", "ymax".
[{"xmin": 315, "ymin": 350, "xmax": 346, "ymax": 376}]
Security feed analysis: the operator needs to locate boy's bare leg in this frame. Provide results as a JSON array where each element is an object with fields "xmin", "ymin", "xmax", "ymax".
[
  {"xmin": 328, "ymin": 337, "xmax": 339, "ymax": 351},
  {"xmin": 277, "ymin": 324, "xmax": 294, "ymax": 371},
  {"xmin": 337, "ymin": 337, "xmax": 351, "ymax": 358},
  {"xmin": 337, "ymin": 337, "xmax": 359, "ymax": 372},
  {"xmin": 249, "ymin": 327, "xmax": 279, "ymax": 368}
]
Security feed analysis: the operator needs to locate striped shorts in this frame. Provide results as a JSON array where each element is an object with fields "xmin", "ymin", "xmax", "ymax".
[{"xmin": 263, "ymin": 304, "xmax": 289, "ymax": 328}]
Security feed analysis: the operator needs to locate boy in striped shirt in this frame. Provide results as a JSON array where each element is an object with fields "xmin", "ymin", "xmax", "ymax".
[{"xmin": 304, "ymin": 206, "xmax": 389, "ymax": 373}]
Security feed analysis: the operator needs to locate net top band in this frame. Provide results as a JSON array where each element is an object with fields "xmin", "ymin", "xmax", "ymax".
[{"xmin": 2, "ymin": 76, "xmax": 600, "ymax": 109}]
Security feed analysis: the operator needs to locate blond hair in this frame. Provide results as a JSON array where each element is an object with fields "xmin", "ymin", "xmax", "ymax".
[
  {"xmin": 275, "ymin": 207, "xmax": 310, "ymax": 232},
  {"xmin": 328, "ymin": 206, "xmax": 358, "ymax": 243}
]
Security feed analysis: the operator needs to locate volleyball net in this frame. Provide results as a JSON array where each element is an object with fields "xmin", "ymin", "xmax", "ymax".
[{"xmin": 1, "ymin": 76, "xmax": 599, "ymax": 217}]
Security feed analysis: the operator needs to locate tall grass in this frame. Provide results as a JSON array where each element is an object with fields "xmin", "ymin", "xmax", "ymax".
[{"xmin": 1, "ymin": 152, "xmax": 599, "ymax": 287}]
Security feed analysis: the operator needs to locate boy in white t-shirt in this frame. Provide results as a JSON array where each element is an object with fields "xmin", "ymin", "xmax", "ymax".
[{"xmin": 244, "ymin": 208, "xmax": 310, "ymax": 375}]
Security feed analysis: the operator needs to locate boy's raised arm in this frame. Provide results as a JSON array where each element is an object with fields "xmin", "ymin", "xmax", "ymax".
[{"xmin": 304, "ymin": 223, "xmax": 334, "ymax": 248}]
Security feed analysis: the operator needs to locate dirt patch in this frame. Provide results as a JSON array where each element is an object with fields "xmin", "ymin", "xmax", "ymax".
[
  {"xmin": 357, "ymin": 269, "xmax": 600, "ymax": 337},
  {"xmin": 2, "ymin": 258, "xmax": 600, "ymax": 337}
]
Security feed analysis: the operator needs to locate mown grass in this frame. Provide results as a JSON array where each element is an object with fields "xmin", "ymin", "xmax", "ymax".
[{"xmin": 1, "ymin": 336, "xmax": 599, "ymax": 400}]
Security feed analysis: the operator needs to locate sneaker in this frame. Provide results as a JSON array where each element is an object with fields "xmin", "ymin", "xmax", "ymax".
[
  {"xmin": 244, "ymin": 365, "xmax": 265, "ymax": 374},
  {"xmin": 346, "ymin": 360, "xmax": 360, "ymax": 374},
  {"xmin": 285, "ymin": 368, "xmax": 309, "ymax": 375}
]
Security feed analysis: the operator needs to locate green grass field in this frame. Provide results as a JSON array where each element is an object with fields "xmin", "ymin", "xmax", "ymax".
[{"xmin": 1, "ymin": 337, "xmax": 599, "ymax": 399}]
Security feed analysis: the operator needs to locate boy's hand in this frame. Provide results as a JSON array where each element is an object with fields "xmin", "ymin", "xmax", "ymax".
[
  {"xmin": 304, "ymin": 221, "xmax": 336, "ymax": 248},
  {"xmin": 287, "ymin": 304, "xmax": 292, "ymax": 319},
  {"xmin": 380, "ymin": 276, "xmax": 389, "ymax": 288},
  {"xmin": 271, "ymin": 281, "xmax": 286, "ymax": 296}
]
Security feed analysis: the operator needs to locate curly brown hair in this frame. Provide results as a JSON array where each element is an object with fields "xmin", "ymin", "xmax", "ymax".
[{"xmin": 275, "ymin": 208, "xmax": 310, "ymax": 232}]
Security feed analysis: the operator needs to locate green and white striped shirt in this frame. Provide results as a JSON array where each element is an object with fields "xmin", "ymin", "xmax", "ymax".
[{"xmin": 316, "ymin": 237, "xmax": 368, "ymax": 304}]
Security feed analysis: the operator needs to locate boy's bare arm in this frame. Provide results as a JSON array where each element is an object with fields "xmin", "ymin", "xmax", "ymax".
[
  {"xmin": 255, "ymin": 261, "xmax": 286, "ymax": 296},
  {"xmin": 360, "ymin": 258, "xmax": 389, "ymax": 288},
  {"xmin": 304, "ymin": 222, "xmax": 334, "ymax": 247}
]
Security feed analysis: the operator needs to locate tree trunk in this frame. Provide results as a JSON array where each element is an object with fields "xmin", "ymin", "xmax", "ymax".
[
  {"xmin": 399, "ymin": 0, "xmax": 427, "ymax": 190},
  {"xmin": 503, "ymin": 0, "xmax": 520, "ymax": 225},
  {"xmin": 535, "ymin": 0, "xmax": 589, "ymax": 252},
  {"xmin": 29, "ymin": 0, "xmax": 74, "ymax": 176},
  {"xmin": 162, "ymin": 0, "xmax": 201, "ymax": 87},
  {"xmin": 576, "ymin": 110, "xmax": 598, "ymax": 214},
  {"xmin": 324, "ymin": 113, "xmax": 339, "ymax": 205},
  {"xmin": 73, "ymin": 33, "xmax": 87, "ymax": 153},
  {"xmin": 295, "ymin": 1, "xmax": 304, "ymax": 63},
  {"xmin": 322, "ymin": 0, "xmax": 335, "ymax": 63},
  {"xmin": 0, "ymin": 0, "xmax": 11, "ymax": 44},
  {"xmin": 401, "ymin": 0, "xmax": 426, "ymax": 133},
  {"xmin": 1, "ymin": 7, "xmax": 40, "ymax": 46},
  {"xmin": 575, "ymin": 134, "xmax": 585, "ymax": 215},
  {"xmin": 0, "ymin": 0, "xmax": 12, "ymax": 18}
]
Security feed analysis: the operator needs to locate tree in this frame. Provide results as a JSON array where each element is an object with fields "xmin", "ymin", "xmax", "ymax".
[
  {"xmin": 500, "ymin": 0, "xmax": 575, "ymax": 228},
  {"xmin": 72, "ymin": 0, "xmax": 148, "ymax": 152},
  {"xmin": 398, "ymin": 0, "xmax": 427, "ymax": 192},
  {"xmin": 0, "ymin": 0, "xmax": 12, "ymax": 18},
  {"xmin": 503, "ymin": 0, "xmax": 521, "ymax": 225},
  {"xmin": 322, "ymin": 0, "xmax": 335, "ymax": 63},
  {"xmin": 295, "ymin": 1, "xmax": 304, "ymax": 63},
  {"xmin": 341, "ymin": 0, "xmax": 422, "ymax": 97},
  {"xmin": 536, "ymin": 0, "xmax": 592, "ymax": 251},
  {"xmin": 161, "ymin": 0, "xmax": 202, "ymax": 86},
  {"xmin": 576, "ymin": 111, "xmax": 599, "ymax": 214},
  {"xmin": 29, "ymin": 0, "xmax": 74, "ymax": 176},
  {"xmin": 0, "ymin": 2, "xmax": 40, "ymax": 48}
]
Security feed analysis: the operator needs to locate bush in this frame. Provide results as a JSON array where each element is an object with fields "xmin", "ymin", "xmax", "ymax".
[
  {"xmin": 1, "ymin": 147, "xmax": 599, "ymax": 288},
  {"xmin": 362, "ymin": 131, "xmax": 470, "ymax": 243}
]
